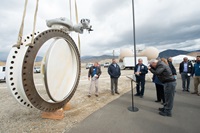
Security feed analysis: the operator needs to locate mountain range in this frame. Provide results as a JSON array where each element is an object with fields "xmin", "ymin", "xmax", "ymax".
[
  {"xmin": 158, "ymin": 49, "xmax": 200, "ymax": 58},
  {"xmin": 81, "ymin": 49, "xmax": 200, "ymax": 63},
  {"xmin": 1, "ymin": 49, "xmax": 199, "ymax": 63}
]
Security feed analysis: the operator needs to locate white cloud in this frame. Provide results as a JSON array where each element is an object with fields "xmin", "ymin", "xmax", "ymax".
[{"xmin": 0, "ymin": 0, "xmax": 200, "ymax": 58}]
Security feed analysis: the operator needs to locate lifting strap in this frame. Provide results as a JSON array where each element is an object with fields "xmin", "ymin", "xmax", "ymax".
[
  {"xmin": 74, "ymin": 0, "xmax": 81, "ymax": 52},
  {"xmin": 15, "ymin": 0, "xmax": 28, "ymax": 47},
  {"xmin": 31, "ymin": 0, "xmax": 39, "ymax": 45},
  {"xmin": 15, "ymin": 0, "xmax": 39, "ymax": 47},
  {"xmin": 69, "ymin": 0, "xmax": 72, "ymax": 21}
]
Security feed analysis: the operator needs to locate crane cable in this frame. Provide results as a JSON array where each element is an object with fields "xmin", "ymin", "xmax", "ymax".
[{"xmin": 14, "ymin": 0, "xmax": 28, "ymax": 47}]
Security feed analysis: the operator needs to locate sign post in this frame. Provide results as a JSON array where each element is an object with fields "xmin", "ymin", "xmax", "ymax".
[{"xmin": 127, "ymin": 76, "xmax": 139, "ymax": 112}]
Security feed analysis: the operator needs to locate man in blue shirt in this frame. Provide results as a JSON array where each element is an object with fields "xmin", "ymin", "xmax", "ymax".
[
  {"xmin": 134, "ymin": 58, "xmax": 148, "ymax": 98},
  {"xmin": 179, "ymin": 57, "xmax": 193, "ymax": 92},
  {"xmin": 191, "ymin": 56, "xmax": 200, "ymax": 96},
  {"xmin": 88, "ymin": 62, "xmax": 102, "ymax": 97}
]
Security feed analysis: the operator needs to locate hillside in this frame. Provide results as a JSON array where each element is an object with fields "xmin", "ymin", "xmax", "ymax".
[
  {"xmin": 159, "ymin": 49, "xmax": 200, "ymax": 58},
  {"xmin": 187, "ymin": 52, "xmax": 200, "ymax": 57},
  {"xmin": 82, "ymin": 49, "xmax": 200, "ymax": 62},
  {"xmin": 1, "ymin": 49, "xmax": 199, "ymax": 63},
  {"xmin": 159, "ymin": 49, "xmax": 189, "ymax": 58}
]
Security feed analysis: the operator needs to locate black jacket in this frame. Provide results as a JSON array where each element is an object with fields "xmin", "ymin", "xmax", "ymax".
[
  {"xmin": 108, "ymin": 63, "xmax": 121, "ymax": 78},
  {"xmin": 179, "ymin": 61, "xmax": 193, "ymax": 74},
  {"xmin": 150, "ymin": 61, "xmax": 175, "ymax": 83},
  {"xmin": 88, "ymin": 66, "xmax": 102, "ymax": 78},
  {"xmin": 134, "ymin": 64, "xmax": 148, "ymax": 78},
  {"xmin": 168, "ymin": 61, "xmax": 177, "ymax": 75}
]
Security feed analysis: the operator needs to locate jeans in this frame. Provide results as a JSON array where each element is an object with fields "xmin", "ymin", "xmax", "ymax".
[
  {"xmin": 111, "ymin": 78, "xmax": 119, "ymax": 93},
  {"xmin": 181, "ymin": 72, "xmax": 191, "ymax": 90},
  {"xmin": 155, "ymin": 83, "xmax": 165, "ymax": 103},
  {"xmin": 136, "ymin": 76, "xmax": 145, "ymax": 96},
  {"xmin": 163, "ymin": 81, "xmax": 177, "ymax": 113}
]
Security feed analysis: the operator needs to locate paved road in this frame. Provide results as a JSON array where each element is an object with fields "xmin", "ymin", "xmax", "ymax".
[{"xmin": 66, "ymin": 76, "xmax": 200, "ymax": 133}]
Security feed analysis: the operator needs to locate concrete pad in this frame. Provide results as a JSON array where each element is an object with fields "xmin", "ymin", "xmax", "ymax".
[{"xmin": 66, "ymin": 77, "xmax": 200, "ymax": 133}]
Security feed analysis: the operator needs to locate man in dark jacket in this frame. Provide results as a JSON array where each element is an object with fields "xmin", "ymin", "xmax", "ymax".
[
  {"xmin": 168, "ymin": 57, "xmax": 177, "ymax": 77},
  {"xmin": 134, "ymin": 58, "xmax": 148, "ymax": 98},
  {"xmin": 88, "ymin": 62, "xmax": 102, "ymax": 97},
  {"xmin": 191, "ymin": 56, "xmax": 200, "ymax": 96},
  {"xmin": 108, "ymin": 59, "xmax": 121, "ymax": 95},
  {"xmin": 149, "ymin": 59, "xmax": 176, "ymax": 117},
  {"xmin": 179, "ymin": 57, "xmax": 193, "ymax": 92}
]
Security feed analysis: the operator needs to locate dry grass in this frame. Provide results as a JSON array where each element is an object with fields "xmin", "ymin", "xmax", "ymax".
[
  {"xmin": 0, "ymin": 67, "xmax": 135, "ymax": 133},
  {"xmin": 0, "ymin": 62, "xmax": 6, "ymax": 66}
]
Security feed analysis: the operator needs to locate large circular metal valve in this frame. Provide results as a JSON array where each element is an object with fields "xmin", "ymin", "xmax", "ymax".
[{"xmin": 6, "ymin": 29, "xmax": 81, "ymax": 112}]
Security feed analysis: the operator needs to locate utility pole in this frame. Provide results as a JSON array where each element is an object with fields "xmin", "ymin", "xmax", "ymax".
[{"xmin": 113, "ymin": 50, "xmax": 115, "ymax": 58}]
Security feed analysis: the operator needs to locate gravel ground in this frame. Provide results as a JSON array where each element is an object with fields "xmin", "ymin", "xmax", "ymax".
[{"xmin": 0, "ymin": 67, "xmax": 147, "ymax": 133}]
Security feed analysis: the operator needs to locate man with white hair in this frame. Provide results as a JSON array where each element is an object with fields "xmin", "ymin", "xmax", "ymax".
[
  {"xmin": 134, "ymin": 58, "xmax": 148, "ymax": 98},
  {"xmin": 179, "ymin": 57, "xmax": 193, "ymax": 92},
  {"xmin": 148, "ymin": 59, "xmax": 176, "ymax": 117}
]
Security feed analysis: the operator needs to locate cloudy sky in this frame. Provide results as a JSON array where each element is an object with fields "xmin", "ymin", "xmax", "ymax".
[{"xmin": 0, "ymin": 0, "xmax": 200, "ymax": 58}]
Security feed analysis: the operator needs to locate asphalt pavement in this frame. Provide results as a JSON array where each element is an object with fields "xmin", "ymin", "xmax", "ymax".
[{"xmin": 66, "ymin": 76, "xmax": 200, "ymax": 133}]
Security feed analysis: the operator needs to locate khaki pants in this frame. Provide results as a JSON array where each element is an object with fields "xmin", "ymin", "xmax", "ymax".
[
  {"xmin": 111, "ymin": 78, "xmax": 118, "ymax": 93},
  {"xmin": 194, "ymin": 76, "xmax": 200, "ymax": 93},
  {"xmin": 89, "ymin": 78, "xmax": 99, "ymax": 95}
]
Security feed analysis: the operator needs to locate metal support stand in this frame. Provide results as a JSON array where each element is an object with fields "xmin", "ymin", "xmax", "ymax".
[{"xmin": 127, "ymin": 76, "xmax": 139, "ymax": 112}]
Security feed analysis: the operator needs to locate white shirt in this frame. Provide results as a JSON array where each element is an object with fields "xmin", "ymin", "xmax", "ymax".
[
  {"xmin": 183, "ymin": 63, "xmax": 188, "ymax": 72},
  {"xmin": 137, "ymin": 65, "xmax": 141, "ymax": 72}
]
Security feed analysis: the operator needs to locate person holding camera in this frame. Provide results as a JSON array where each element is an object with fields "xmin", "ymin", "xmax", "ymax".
[{"xmin": 149, "ymin": 59, "xmax": 176, "ymax": 117}]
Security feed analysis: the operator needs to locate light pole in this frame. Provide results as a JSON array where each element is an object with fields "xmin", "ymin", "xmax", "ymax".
[
  {"xmin": 113, "ymin": 50, "xmax": 115, "ymax": 58},
  {"xmin": 132, "ymin": 0, "xmax": 137, "ymax": 67},
  {"xmin": 127, "ymin": 0, "xmax": 139, "ymax": 112}
]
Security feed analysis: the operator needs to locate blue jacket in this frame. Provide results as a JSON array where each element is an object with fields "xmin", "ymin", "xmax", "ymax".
[
  {"xmin": 152, "ymin": 74, "xmax": 163, "ymax": 85},
  {"xmin": 108, "ymin": 63, "xmax": 121, "ymax": 78},
  {"xmin": 134, "ymin": 64, "xmax": 148, "ymax": 78},
  {"xmin": 192, "ymin": 62, "xmax": 200, "ymax": 76},
  {"xmin": 88, "ymin": 66, "xmax": 102, "ymax": 78}
]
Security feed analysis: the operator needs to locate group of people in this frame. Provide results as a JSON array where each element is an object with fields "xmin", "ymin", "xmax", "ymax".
[
  {"xmin": 87, "ymin": 55, "xmax": 200, "ymax": 117},
  {"xmin": 152, "ymin": 57, "xmax": 176, "ymax": 104},
  {"xmin": 88, "ymin": 59, "xmax": 121, "ymax": 97},
  {"xmin": 134, "ymin": 56, "xmax": 200, "ymax": 117},
  {"xmin": 179, "ymin": 56, "xmax": 200, "ymax": 96},
  {"xmin": 133, "ymin": 57, "xmax": 176, "ymax": 117}
]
